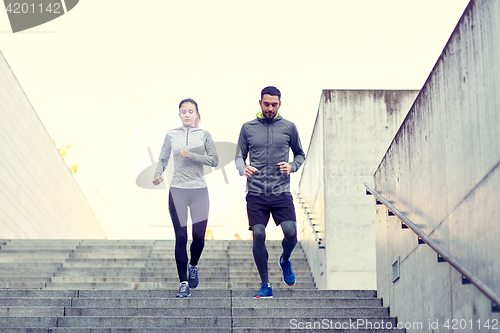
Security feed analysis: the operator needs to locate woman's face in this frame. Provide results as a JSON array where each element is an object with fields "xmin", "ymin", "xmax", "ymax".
[{"xmin": 179, "ymin": 102, "xmax": 198, "ymax": 127}]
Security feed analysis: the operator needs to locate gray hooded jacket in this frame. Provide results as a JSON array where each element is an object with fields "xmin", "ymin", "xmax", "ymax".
[
  {"xmin": 154, "ymin": 126, "xmax": 218, "ymax": 189},
  {"xmin": 235, "ymin": 112, "xmax": 305, "ymax": 195}
]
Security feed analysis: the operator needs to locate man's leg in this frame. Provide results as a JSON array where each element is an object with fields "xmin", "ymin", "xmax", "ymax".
[
  {"xmin": 247, "ymin": 194, "xmax": 272, "ymax": 298},
  {"xmin": 252, "ymin": 224, "xmax": 269, "ymax": 285},
  {"xmin": 279, "ymin": 220, "xmax": 297, "ymax": 286},
  {"xmin": 280, "ymin": 221, "xmax": 297, "ymax": 262}
]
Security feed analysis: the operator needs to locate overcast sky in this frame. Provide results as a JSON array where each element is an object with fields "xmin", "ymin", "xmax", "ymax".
[{"xmin": 0, "ymin": 0, "xmax": 470, "ymax": 239}]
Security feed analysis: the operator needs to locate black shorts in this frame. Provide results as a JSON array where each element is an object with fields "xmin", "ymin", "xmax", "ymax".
[{"xmin": 246, "ymin": 192, "xmax": 296, "ymax": 229}]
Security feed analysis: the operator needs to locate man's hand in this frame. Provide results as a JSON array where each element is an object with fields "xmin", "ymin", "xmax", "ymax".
[
  {"xmin": 244, "ymin": 166, "xmax": 259, "ymax": 178},
  {"xmin": 152, "ymin": 176, "xmax": 164, "ymax": 186},
  {"xmin": 180, "ymin": 149, "xmax": 191, "ymax": 158},
  {"xmin": 277, "ymin": 162, "xmax": 291, "ymax": 176}
]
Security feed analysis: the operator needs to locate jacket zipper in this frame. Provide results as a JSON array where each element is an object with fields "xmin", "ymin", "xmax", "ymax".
[
  {"xmin": 266, "ymin": 122, "xmax": 269, "ymax": 194},
  {"xmin": 186, "ymin": 127, "xmax": 189, "ymax": 146}
]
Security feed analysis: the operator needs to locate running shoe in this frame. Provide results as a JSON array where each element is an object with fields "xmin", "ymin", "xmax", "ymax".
[
  {"xmin": 188, "ymin": 264, "xmax": 199, "ymax": 289},
  {"xmin": 279, "ymin": 254, "xmax": 295, "ymax": 286},
  {"xmin": 254, "ymin": 283, "xmax": 273, "ymax": 298},
  {"xmin": 176, "ymin": 282, "xmax": 191, "ymax": 298}
]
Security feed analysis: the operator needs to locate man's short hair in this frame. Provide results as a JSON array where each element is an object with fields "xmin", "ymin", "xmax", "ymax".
[{"xmin": 261, "ymin": 86, "xmax": 281, "ymax": 100}]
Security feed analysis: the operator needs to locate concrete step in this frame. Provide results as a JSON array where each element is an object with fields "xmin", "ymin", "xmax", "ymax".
[
  {"xmin": 0, "ymin": 250, "xmax": 74, "ymax": 254},
  {"xmin": 0, "ymin": 263, "xmax": 63, "ymax": 268},
  {"xmin": 0, "ymin": 316, "xmax": 56, "ymax": 327},
  {"xmin": 0, "ymin": 328, "xmax": 405, "ymax": 333},
  {"xmin": 47, "ymin": 323, "xmax": 404, "ymax": 333},
  {"xmin": 70, "ymin": 297, "xmax": 231, "ymax": 308},
  {"xmin": 231, "ymin": 306, "xmax": 389, "ymax": 317},
  {"xmin": 0, "ymin": 258, "xmax": 69, "ymax": 263},
  {"xmin": 53, "ymin": 271, "xmax": 232, "ymax": 277},
  {"xmin": 51, "ymin": 269, "xmax": 312, "ymax": 276},
  {"xmin": 44, "ymin": 282, "xmax": 233, "ymax": 289},
  {"xmin": 49, "ymin": 277, "xmax": 239, "ymax": 283},
  {"xmin": 65, "ymin": 306, "xmax": 231, "ymax": 316},
  {"xmin": 234, "ymin": 330, "xmax": 402, "ymax": 333},
  {"xmin": 69, "ymin": 253, "xmax": 153, "ymax": 258},
  {"xmin": 43, "ymin": 283, "xmax": 316, "ymax": 291},
  {"xmin": 76, "ymin": 289, "xmax": 230, "ymax": 298},
  {"xmin": 59, "ymin": 262, "xmax": 229, "ymax": 268},
  {"xmin": 0, "ymin": 277, "xmax": 52, "ymax": 282},
  {"xmin": 55, "ymin": 316, "xmax": 232, "ymax": 328},
  {"xmin": 0, "ymin": 282, "xmax": 47, "ymax": 289},
  {"xmin": 229, "ymin": 282, "xmax": 316, "ymax": 289},
  {"xmin": 52, "ymin": 272, "xmax": 311, "ymax": 279},
  {"xmin": 0, "ymin": 239, "xmax": 80, "ymax": 244},
  {"xmin": 232, "ymin": 316, "xmax": 398, "ymax": 328},
  {"xmin": 0, "ymin": 298, "xmax": 71, "ymax": 306},
  {"xmin": 48, "ymin": 329, "xmax": 231, "ymax": 333},
  {"xmin": 79, "ymin": 241, "xmax": 156, "ymax": 245},
  {"xmin": 64, "ymin": 296, "xmax": 381, "ymax": 309},
  {"xmin": 232, "ymin": 289, "xmax": 377, "ymax": 298},
  {"xmin": 0, "ymin": 270, "xmax": 60, "ymax": 277},
  {"xmin": 0, "ymin": 290, "xmax": 78, "ymax": 297},
  {"xmin": 0, "ymin": 306, "xmax": 64, "ymax": 316}
]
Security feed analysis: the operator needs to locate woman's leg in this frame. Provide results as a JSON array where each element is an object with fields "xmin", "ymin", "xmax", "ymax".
[
  {"xmin": 189, "ymin": 187, "xmax": 209, "ymax": 266},
  {"xmin": 169, "ymin": 188, "xmax": 189, "ymax": 282}
]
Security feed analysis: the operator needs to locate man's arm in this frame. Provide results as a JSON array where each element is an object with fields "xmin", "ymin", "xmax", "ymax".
[
  {"xmin": 235, "ymin": 125, "xmax": 258, "ymax": 177},
  {"xmin": 289, "ymin": 123, "xmax": 306, "ymax": 172}
]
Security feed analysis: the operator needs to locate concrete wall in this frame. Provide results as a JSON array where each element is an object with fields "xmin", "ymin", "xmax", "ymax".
[
  {"xmin": 298, "ymin": 89, "xmax": 418, "ymax": 290},
  {"xmin": 0, "ymin": 50, "xmax": 107, "ymax": 239},
  {"xmin": 374, "ymin": 0, "xmax": 500, "ymax": 331},
  {"xmin": 297, "ymin": 102, "xmax": 327, "ymax": 288}
]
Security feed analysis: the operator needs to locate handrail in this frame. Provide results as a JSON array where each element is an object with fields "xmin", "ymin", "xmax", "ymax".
[
  {"xmin": 293, "ymin": 190, "xmax": 324, "ymax": 249},
  {"xmin": 364, "ymin": 182, "xmax": 500, "ymax": 308}
]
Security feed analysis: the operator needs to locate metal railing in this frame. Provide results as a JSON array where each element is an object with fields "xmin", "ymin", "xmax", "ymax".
[
  {"xmin": 364, "ymin": 182, "xmax": 500, "ymax": 310},
  {"xmin": 294, "ymin": 191, "xmax": 325, "ymax": 249}
]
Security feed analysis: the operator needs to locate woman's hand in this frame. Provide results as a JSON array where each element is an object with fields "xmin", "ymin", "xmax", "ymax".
[
  {"xmin": 180, "ymin": 149, "xmax": 191, "ymax": 158},
  {"xmin": 152, "ymin": 176, "xmax": 164, "ymax": 185}
]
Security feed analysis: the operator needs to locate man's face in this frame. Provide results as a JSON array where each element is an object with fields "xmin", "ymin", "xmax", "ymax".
[{"xmin": 259, "ymin": 94, "xmax": 281, "ymax": 120}]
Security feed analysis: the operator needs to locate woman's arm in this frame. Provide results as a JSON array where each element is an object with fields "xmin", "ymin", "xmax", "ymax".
[
  {"xmin": 189, "ymin": 130, "xmax": 219, "ymax": 167},
  {"xmin": 153, "ymin": 133, "xmax": 172, "ymax": 181}
]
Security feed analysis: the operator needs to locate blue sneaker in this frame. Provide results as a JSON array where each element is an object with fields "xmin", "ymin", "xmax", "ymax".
[
  {"xmin": 279, "ymin": 254, "xmax": 295, "ymax": 286},
  {"xmin": 254, "ymin": 283, "xmax": 273, "ymax": 298}
]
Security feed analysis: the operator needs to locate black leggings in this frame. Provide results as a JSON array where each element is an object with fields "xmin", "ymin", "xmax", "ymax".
[
  {"xmin": 252, "ymin": 220, "xmax": 297, "ymax": 284},
  {"xmin": 169, "ymin": 187, "xmax": 209, "ymax": 282}
]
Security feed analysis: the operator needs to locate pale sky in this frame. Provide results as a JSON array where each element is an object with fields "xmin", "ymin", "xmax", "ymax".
[{"xmin": 0, "ymin": 0, "xmax": 470, "ymax": 239}]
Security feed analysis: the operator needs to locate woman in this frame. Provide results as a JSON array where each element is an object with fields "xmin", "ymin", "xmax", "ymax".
[{"xmin": 152, "ymin": 98, "xmax": 218, "ymax": 298}]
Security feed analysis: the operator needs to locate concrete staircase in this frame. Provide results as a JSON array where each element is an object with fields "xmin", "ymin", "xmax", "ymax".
[{"xmin": 0, "ymin": 239, "xmax": 404, "ymax": 332}]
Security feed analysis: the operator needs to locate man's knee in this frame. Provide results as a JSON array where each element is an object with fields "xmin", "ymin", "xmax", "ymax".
[
  {"xmin": 252, "ymin": 224, "xmax": 266, "ymax": 244},
  {"xmin": 281, "ymin": 221, "xmax": 297, "ymax": 241}
]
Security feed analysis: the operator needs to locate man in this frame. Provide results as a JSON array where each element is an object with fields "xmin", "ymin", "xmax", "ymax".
[{"xmin": 235, "ymin": 86, "xmax": 306, "ymax": 298}]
